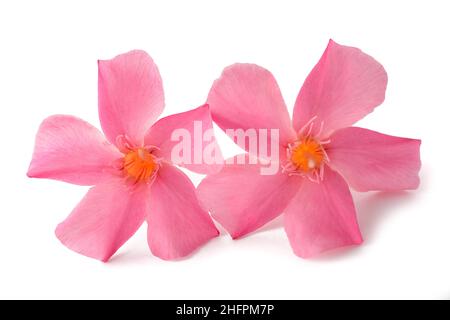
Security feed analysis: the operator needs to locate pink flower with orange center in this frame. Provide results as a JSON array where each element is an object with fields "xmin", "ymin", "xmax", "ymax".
[
  {"xmin": 28, "ymin": 50, "xmax": 222, "ymax": 261},
  {"xmin": 198, "ymin": 40, "xmax": 421, "ymax": 258}
]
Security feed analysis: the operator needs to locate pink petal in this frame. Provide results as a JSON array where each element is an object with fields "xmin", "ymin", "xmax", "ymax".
[
  {"xmin": 55, "ymin": 179, "xmax": 149, "ymax": 262},
  {"xmin": 284, "ymin": 166, "xmax": 363, "ymax": 258},
  {"xmin": 98, "ymin": 50, "xmax": 164, "ymax": 147},
  {"xmin": 147, "ymin": 164, "xmax": 219, "ymax": 260},
  {"xmin": 144, "ymin": 104, "xmax": 223, "ymax": 174},
  {"xmin": 292, "ymin": 40, "xmax": 388, "ymax": 137},
  {"xmin": 197, "ymin": 155, "xmax": 301, "ymax": 239},
  {"xmin": 327, "ymin": 127, "xmax": 421, "ymax": 192},
  {"xmin": 207, "ymin": 64, "xmax": 296, "ymax": 159},
  {"xmin": 27, "ymin": 115, "xmax": 122, "ymax": 186}
]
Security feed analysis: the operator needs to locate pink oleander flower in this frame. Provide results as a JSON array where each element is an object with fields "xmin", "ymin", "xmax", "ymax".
[
  {"xmin": 198, "ymin": 40, "xmax": 421, "ymax": 258},
  {"xmin": 28, "ymin": 50, "xmax": 221, "ymax": 261}
]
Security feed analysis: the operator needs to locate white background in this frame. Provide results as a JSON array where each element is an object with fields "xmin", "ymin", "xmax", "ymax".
[{"xmin": 0, "ymin": 0, "xmax": 449, "ymax": 299}]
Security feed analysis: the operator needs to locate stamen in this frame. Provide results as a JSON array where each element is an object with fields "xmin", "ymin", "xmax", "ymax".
[
  {"xmin": 284, "ymin": 117, "xmax": 330, "ymax": 183},
  {"xmin": 298, "ymin": 115, "xmax": 318, "ymax": 136},
  {"xmin": 116, "ymin": 135, "xmax": 134, "ymax": 153},
  {"xmin": 317, "ymin": 121, "xmax": 324, "ymax": 138},
  {"xmin": 122, "ymin": 147, "xmax": 159, "ymax": 184}
]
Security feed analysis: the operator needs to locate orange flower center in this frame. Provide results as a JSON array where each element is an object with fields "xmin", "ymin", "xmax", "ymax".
[
  {"xmin": 123, "ymin": 148, "xmax": 157, "ymax": 183},
  {"xmin": 290, "ymin": 137, "xmax": 325, "ymax": 172}
]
